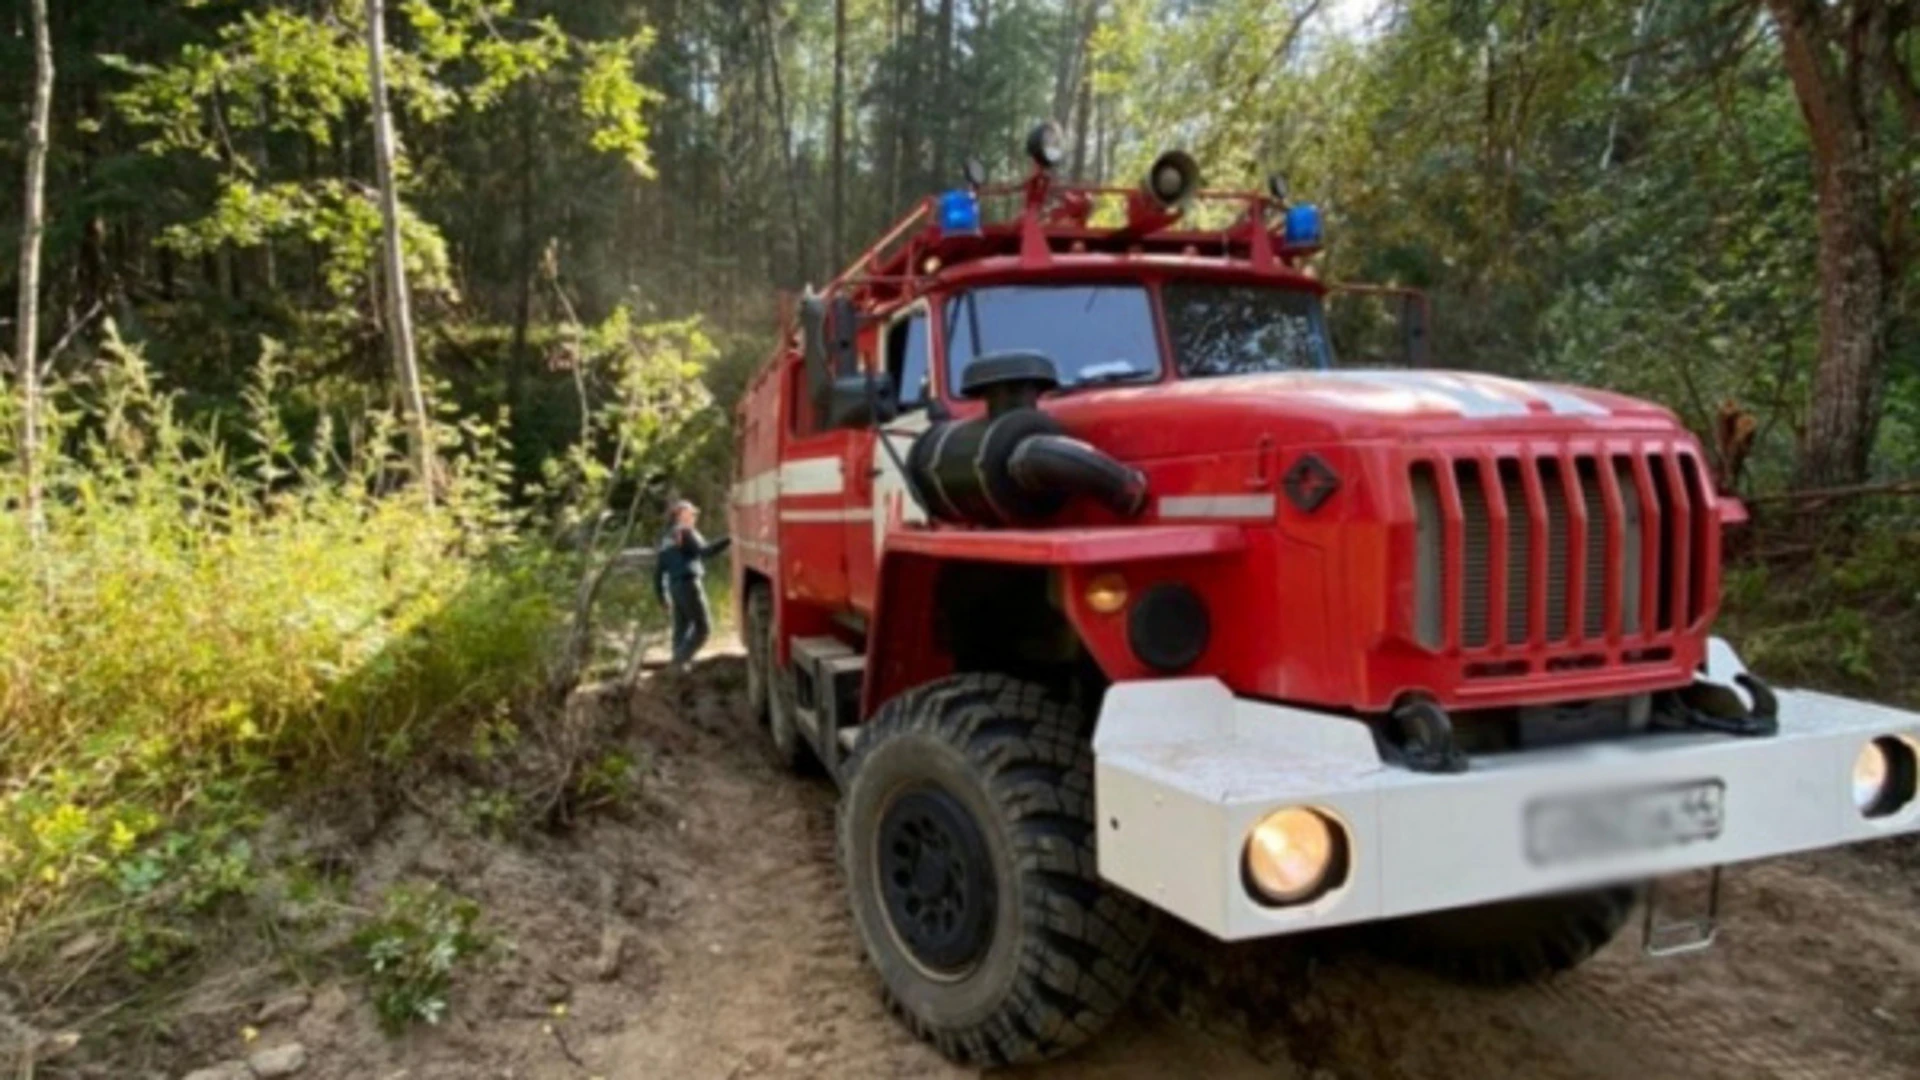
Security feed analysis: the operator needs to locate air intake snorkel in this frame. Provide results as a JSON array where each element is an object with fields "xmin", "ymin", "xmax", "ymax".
[{"xmin": 905, "ymin": 351, "xmax": 1148, "ymax": 527}]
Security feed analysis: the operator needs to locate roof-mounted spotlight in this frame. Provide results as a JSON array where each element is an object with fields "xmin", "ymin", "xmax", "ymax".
[
  {"xmin": 1143, "ymin": 150, "xmax": 1201, "ymax": 209},
  {"xmin": 962, "ymin": 157, "xmax": 988, "ymax": 189},
  {"xmin": 1266, "ymin": 173, "xmax": 1290, "ymax": 205},
  {"xmin": 1026, "ymin": 121, "xmax": 1066, "ymax": 171}
]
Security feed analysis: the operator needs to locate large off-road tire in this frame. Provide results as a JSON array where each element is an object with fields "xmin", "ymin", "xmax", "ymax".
[
  {"xmin": 744, "ymin": 583, "xmax": 808, "ymax": 772},
  {"xmin": 838, "ymin": 674, "xmax": 1154, "ymax": 1067},
  {"xmin": 1368, "ymin": 886, "xmax": 1638, "ymax": 985}
]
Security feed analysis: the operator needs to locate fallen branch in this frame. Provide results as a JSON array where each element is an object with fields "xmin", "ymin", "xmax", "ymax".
[{"xmin": 1745, "ymin": 478, "xmax": 1920, "ymax": 506}]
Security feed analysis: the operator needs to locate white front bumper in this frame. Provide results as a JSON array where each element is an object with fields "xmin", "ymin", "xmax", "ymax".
[{"xmin": 1092, "ymin": 645, "xmax": 1920, "ymax": 941}]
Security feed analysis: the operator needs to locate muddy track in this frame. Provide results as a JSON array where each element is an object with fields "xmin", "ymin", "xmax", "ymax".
[
  {"xmin": 551, "ymin": 650, "xmax": 1920, "ymax": 1080},
  {"xmin": 243, "ymin": 646, "xmax": 1916, "ymax": 1080}
]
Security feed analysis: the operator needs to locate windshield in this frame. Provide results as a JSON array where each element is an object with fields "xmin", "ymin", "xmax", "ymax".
[
  {"xmin": 944, "ymin": 285, "xmax": 1162, "ymax": 391},
  {"xmin": 1163, "ymin": 283, "xmax": 1333, "ymax": 376}
]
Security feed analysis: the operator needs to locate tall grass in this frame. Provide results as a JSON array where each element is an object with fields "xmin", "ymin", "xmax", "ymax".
[{"xmin": 0, "ymin": 328, "xmax": 564, "ymax": 944}]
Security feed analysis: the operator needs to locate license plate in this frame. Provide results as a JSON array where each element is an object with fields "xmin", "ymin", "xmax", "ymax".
[{"xmin": 1525, "ymin": 779, "xmax": 1725, "ymax": 866}]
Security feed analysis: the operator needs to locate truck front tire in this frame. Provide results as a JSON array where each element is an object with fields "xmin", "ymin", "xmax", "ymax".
[
  {"xmin": 838, "ymin": 674, "xmax": 1153, "ymax": 1066},
  {"xmin": 1368, "ymin": 886, "xmax": 1637, "ymax": 985}
]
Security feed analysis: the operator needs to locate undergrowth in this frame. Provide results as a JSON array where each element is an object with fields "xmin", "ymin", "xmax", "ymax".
[
  {"xmin": 0, "ymin": 326, "xmax": 565, "ymax": 958},
  {"xmin": 1719, "ymin": 513, "xmax": 1920, "ymax": 705},
  {"xmin": 355, "ymin": 884, "xmax": 489, "ymax": 1034}
]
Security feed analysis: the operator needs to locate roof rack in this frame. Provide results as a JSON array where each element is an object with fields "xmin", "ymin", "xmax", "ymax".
[{"xmin": 820, "ymin": 152, "xmax": 1326, "ymax": 313}]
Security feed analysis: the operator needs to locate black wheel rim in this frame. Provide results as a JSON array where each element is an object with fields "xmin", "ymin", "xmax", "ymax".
[{"xmin": 876, "ymin": 785, "xmax": 996, "ymax": 977}]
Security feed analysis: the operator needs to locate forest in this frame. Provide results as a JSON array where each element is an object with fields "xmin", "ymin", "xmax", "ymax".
[{"xmin": 4, "ymin": 0, "xmax": 1920, "ymax": 1073}]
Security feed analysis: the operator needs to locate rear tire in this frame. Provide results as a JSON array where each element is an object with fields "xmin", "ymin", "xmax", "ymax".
[
  {"xmin": 839, "ymin": 674, "xmax": 1154, "ymax": 1067},
  {"xmin": 745, "ymin": 583, "xmax": 807, "ymax": 772},
  {"xmin": 744, "ymin": 584, "xmax": 771, "ymax": 723},
  {"xmin": 1368, "ymin": 886, "xmax": 1638, "ymax": 985}
]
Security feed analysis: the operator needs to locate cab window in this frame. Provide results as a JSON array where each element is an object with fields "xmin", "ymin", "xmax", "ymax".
[
  {"xmin": 887, "ymin": 310, "xmax": 932, "ymax": 410},
  {"xmin": 943, "ymin": 284, "xmax": 1161, "ymax": 392}
]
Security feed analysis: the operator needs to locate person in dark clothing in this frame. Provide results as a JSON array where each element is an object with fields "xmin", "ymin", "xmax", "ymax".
[{"xmin": 655, "ymin": 500, "xmax": 731, "ymax": 670}]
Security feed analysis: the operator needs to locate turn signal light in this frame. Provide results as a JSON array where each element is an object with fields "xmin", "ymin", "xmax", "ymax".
[{"xmin": 1085, "ymin": 573, "xmax": 1129, "ymax": 615}]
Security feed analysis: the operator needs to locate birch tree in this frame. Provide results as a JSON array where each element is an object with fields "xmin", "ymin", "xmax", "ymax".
[
  {"xmin": 366, "ymin": 0, "xmax": 435, "ymax": 499},
  {"xmin": 13, "ymin": 0, "xmax": 53, "ymax": 535}
]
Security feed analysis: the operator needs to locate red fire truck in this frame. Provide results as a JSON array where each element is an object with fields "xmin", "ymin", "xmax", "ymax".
[{"xmin": 729, "ymin": 123, "xmax": 1920, "ymax": 1066}]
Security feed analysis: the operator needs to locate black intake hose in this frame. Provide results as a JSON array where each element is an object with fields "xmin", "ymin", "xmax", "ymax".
[
  {"xmin": 906, "ymin": 403, "xmax": 1149, "ymax": 527},
  {"xmin": 1007, "ymin": 434, "xmax": 1149, "ymax": 519},
  {"xmin": 906, "ymin": 349, "xmax": 1150, "ymax": 527}
]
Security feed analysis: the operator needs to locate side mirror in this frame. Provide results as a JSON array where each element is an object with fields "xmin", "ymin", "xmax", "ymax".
[
  {"xmin": 800, "ymin": 294, "xmax": 833, "ymax": 409},
  {"xmin": 1402, "ymin": 293, "xmax": 1430, "ymax": 368},
  {"xmin": 827, "ymin": 372, "xmax": 898, "ymax": 429}
]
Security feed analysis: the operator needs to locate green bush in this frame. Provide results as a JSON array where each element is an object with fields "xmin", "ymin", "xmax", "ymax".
[
  {"xmin": 355, "ymin": 883, "xmax": 488, "ymax": 1033},
  {"xmin": 0, "ymin": 327, "xmax": 564, "ymax": 944}
]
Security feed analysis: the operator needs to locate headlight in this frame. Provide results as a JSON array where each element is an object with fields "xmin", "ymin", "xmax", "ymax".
[
  {"xmin": 1243, "ymin": 808, "xmax": 1348, "ymax": 906},
  {"xmin": 1854, "ymin": 737, "xmax": 1918, "ymax": 819}
]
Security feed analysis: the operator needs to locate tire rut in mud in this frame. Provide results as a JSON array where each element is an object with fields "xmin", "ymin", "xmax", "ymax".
[{"xmin": 583, "ymin": 650, "xmax": 1920, "ymax": 1080}]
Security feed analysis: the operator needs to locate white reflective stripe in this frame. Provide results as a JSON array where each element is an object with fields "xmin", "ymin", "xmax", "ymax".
[
  {"xmin": 1309, "ymin": 371, "xmax": 1611, "ymax": 419},
  {"xmin": 779, "ymin": 507, "xmax": 873, "ymax": 523},
  {"xmin": 736, "ymin": 538, "xmax": 778, "ymax": 558},
  {"xmin": 732, "ymin": 469, "xmax": 780, "ymax": 507},
  {"xmin": 780, "ymin": 456, "xmax": 845, "ymax": 497},
  {"xmin": 1318, "ymin": 371, "xmax": 1525, "ymax": 418},
  {"xmin": 1529, "ymin": 384, "xmax": 1609, "ymax": 417},
  {"xmin": 1158, "ymin": 494, "xmax": 1276, "ymax": 520}
]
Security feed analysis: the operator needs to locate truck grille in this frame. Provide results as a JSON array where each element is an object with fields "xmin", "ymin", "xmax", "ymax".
[{"xmin": 1408, "ymin": 447, "xmax": 1712, "ymax": 655}]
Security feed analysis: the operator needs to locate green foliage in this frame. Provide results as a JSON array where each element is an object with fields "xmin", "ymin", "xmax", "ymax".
[
  {"xmin": 1722, "ymin": 526, "xmax": 1920, "ymax": 702},
  {"xmin": 354, "ymin": 883, "xmax": 488, "ymax": 1032},
  {"xmin": 537, "ymin": 309, "xmax": 725, "ymax": 533},
  {"xmin": 0, "ymin": 325, "xmax": 563, "ymax": 942}
]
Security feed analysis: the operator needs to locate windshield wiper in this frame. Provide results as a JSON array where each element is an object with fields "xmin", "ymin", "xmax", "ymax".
[{"xmin": 1065, "ymin": 369, "xmax": 1158, "ymax": 391}]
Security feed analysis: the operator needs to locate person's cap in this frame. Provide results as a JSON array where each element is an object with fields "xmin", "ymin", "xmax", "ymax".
[{"xmin": 671, "ymin": 499, "xmax": 698, "ymax": 514}]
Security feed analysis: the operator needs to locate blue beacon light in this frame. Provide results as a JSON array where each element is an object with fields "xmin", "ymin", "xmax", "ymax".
[
  {"xmin": 1284, "ymin": 203, "xmax": 1324, "ymax": 249},
  {"xmin": 938, "ymin": 189, "xmax": 982, "ymax": 236}
]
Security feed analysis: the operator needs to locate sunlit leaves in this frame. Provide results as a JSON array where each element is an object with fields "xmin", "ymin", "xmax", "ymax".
[
  {"xmin": 580, "ymin": 34, "xmax": 662, "ymax": 177},
  {"xmin": 110, "ymin": 0, "xmax": 660, "ymax": 335}
]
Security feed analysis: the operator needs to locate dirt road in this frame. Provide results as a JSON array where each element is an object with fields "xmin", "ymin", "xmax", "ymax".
[{"xmin": 278, "ymin": 647, "xmax": 1920, "ymax": 1080}]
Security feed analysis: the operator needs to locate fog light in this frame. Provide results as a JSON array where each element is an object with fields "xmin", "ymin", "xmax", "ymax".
[
  {"xmin": 1854, "ymin": 737, "xmax": 1918, "ymax": 819},
  {"xmin": 1243, "ymin": 808, "xmax": 1348, "ymax": 906},
  {"xmin": 1085, "ymin": 573, "xmax": 1128, "ymax": 615},
  {"xmin": 1127, "ymin": 582, "xmax": 1210, "ymax": 671}
]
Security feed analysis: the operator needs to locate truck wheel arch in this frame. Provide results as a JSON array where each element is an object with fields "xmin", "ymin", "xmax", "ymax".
[{"xmin": 859, "ymin": 554, "xmax": 1125, "ymax": 720}]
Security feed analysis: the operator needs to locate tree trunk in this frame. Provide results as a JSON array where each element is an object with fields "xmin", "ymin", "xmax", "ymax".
[
  {"xmin": 14, "ymin": 0, "xmax": 53, "ymax": 538},
  {"xmin": 831, "ymin": 0, "xmax": 846, "ymax": 275},
  {"xmin": 510, "ymin": 83, "xmax": 539, "ymax": 421},
  {"xmin": 759, "ymin": 0, "xmax": 812, "ymax": 285},
  {"xmin": 1768, "ymin": 0, "xmax": 1894, "ymax": 487},
  {"xmin": 932, "ymin": 0, "xmax": 956, "ymax": 188},
  {"xmin": 1800, "ymin": 152, "xmax": 1890, "ymax": 486},
  {"xmin": 366, "ymin": 0, "xmax": 435, "ymax": 500}
]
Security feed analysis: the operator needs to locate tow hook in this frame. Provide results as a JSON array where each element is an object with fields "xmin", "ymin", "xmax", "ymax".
[
  {"xmin": 1379, "ymin": 699, "xmax": 1470, "ymax": 774},
  {"xmin": 1667, "ymin": 672, "xmax": 1781, "ymax": 738}
]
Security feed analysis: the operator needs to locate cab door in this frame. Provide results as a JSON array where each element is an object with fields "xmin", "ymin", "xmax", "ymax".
[{"xmin": 845, "ymin": 303, "xmax": 934, "ymax": 614}]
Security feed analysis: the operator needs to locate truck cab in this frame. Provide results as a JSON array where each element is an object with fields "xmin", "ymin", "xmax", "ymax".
[{"xmin": 728, "ymin": 125, "xmax": 1920, "ymax": 1068}]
